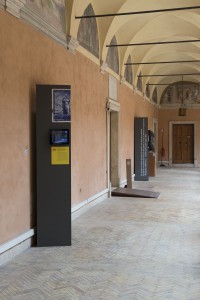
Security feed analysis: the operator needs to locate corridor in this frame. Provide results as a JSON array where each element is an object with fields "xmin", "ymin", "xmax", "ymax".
[{"xmin": 0, "ymin": 167, "xmax": 200, "ymax": 300}]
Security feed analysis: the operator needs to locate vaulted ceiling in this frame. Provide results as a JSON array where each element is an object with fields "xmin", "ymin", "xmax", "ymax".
[{"xmin": 67, "ymin": 0, "xmax": 200, "ymax": 103}]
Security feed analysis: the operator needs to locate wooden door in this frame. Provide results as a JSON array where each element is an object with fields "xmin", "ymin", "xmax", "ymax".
[{"xmin": 172, "ymin": 124, "xmax": 194, "ymax": 163}]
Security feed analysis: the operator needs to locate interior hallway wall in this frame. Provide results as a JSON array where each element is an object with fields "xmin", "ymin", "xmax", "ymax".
[
  {"xmin": 0, "ymin": 10, "xmax": 159, "ymax": 247},
  {"xmin": 0, "ymin": 11, "xmax": 107, "ymax": 245},
  {"xmin": 119, "ymin": 84, "xmax": 158, "ymax": 181}
]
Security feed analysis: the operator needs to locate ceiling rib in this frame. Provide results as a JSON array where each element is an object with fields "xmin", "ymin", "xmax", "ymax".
[
  {"xmin": 147, "ymin": 83, "xmax": 199, "ymax": 85},
  {"xmin": 125, "ymin": 60, "xmax": 200, "ymax": 65},
  {"xmin": 147, "ymin": 83, "xmax": 177, "ymax": 86},
  {"xmin": 75, "ymin": 6, "xmax": 200, "ymax": 19},
  {"xmin": 107, "ymin": 39, "xmax": 200, "ymax": 47},
  {"xmin": 138, "ymin": 73, "xmax": 200, "ymax": 77}
]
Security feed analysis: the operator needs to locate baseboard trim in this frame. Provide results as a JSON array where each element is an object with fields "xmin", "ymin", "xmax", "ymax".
[
  {"xmin": 158, "ymin": 161, "xmax": 196, "ymax": 168},
  {"xmin": 0, "ymin": 229, "xmax": 35, "ymax": 266},
  {"xmin": 0, "ymin": 229, "xmax": 35, "ymax": 255},
  {"xmin": 171, "ymin": 163, "xmax": 194, "ymax": 167},
  {"xmin": 0, "ymin": 189, "xmax": 109, "ymax": 263},
  {"xmin": 72, "ymin": 188, "xmax": 109, "ymax": 220},
  {"xmin": 157, "ymin": 160, "xmax": 169, "ymax": 166}
]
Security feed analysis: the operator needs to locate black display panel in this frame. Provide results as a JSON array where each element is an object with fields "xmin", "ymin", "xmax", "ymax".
[
  {"xmin": 134, "ymin": 117, "xmax": 149, "ymax": 181},
  {"xmin": 36, "ymin": 84, "xmax": 71, "ymax": 247},
  {"xmin": 50, "ymin": 129, "xmax": 69, "ymax": 145}
]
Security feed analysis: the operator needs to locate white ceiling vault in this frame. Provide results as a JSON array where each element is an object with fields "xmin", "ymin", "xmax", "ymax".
[{"xmin": 67, "ymin": 0, "xmax": 200, "ymax": 103}]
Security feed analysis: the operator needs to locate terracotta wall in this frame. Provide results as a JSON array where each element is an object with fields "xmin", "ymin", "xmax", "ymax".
[
  {"xmin": 0, "ymin": 10, "xmax": 159, "ymax": 246},
  {"xmin": 72, "ymin": 55, "xmax": 107, "ymax": 205},
  {"xmin": 158, "ymin": 109, "xmax": 200, "ymax": 163},
  {"xmin": 119, "ymin": 84, "xmax": 158, "ymax": 180},
  {"xmin": 0, "ymin": 11, "xmax": 107, "ymax": 244}
]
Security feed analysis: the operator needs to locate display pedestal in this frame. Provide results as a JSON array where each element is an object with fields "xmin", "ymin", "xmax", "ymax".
[
  {"xmin": 148, "ymin": 152, "xmax": 156, "ymax": 177},
  {"xmin": 36, "ymin": 84, "xmax": 71, "ymax": 247},
  {"xmin": 126, "ymin": 159, "xmax": 132, "ymax": 188}
]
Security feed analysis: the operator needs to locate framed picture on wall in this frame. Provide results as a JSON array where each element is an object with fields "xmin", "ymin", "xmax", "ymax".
[{"xmin": 52, "ymin": 89, "xmax": 71, "ymax": 122}]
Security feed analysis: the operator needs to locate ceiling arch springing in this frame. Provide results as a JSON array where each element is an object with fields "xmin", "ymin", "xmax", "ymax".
[{"xmin": 68, "ymin": 0, "xmax": 200, "ymax": 104}]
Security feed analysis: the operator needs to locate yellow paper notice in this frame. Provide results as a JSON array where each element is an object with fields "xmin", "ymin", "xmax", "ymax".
[{"xmin": 51, "ymin": 147, "xmax": 69, "ymax": 165}]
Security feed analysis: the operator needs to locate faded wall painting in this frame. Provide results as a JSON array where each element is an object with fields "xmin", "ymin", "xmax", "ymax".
[
  {"xmin": 137, "ymin": 71, "xmax": 142, "ymax": 92},
  {"xmin": 160, "ymin": 81, "xmax": 200, "ymax": 105},
  {"xmin": 106, "ymin": 36, "xmax": 119, "ymax": 74},
  {"xmin": 25, "ymin": 0, "xmax": 66, "ymax": 33},
  {"xmin": 145, "ymin": 82, "xmax": 150, "ymax": 98},
  {"xmin": 124, "ymin": 55, "xmax": 133, "ymax": 85},
  {"xmin": 152, "ymin": 88, "xmax": 158, "ymax": 104},
  {"xmin": 77, "ymin": 4, "xmax": 99, "ymax": 58}
]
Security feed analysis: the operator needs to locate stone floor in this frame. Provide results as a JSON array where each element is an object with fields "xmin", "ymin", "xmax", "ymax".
[{"xmin": 0, "ymin": 167, "xmax": 200, "ymax": 300}]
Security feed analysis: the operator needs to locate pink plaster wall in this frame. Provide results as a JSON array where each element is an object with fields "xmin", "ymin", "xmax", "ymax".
[
  {"xmin": 0, "ymin": 10, "xmax": 161, "ymax": 246},
  {"xmin": 71, "ymin": 55, "xmax": 108, "ymax": 205},
  {"xmin": 0, "ymin": 11, "xmax": 107, "ymax": 244},
  {"xmin": 119, "ymin": 84, "xmax": 158, "ymax": 180}
]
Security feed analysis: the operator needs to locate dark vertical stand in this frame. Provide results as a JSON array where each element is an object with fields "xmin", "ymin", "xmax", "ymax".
[
  {"xmin": 126, "ymin": 159, "xmax": 132, "ymax": 188},
  {"xmin": 134, "ymin": 117, "xmax": 149, "ymax": 181},
  {"xmin": 36, "ymin": 85, "xmax": 71, "ymax": 246},
  {"xmin": 160, "ymin": 129, "xmax": 165, "ymax": 167}
]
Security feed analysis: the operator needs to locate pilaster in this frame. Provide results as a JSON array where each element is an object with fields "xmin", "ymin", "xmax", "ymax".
[
  {"xmin": 100, "ymin": 61, "xmax": 108, "ymax": 74},
  {"xmin": 120, "ymin": 75, "xmax": 125, "ymax": 85},
  {"xmin": 67, "ymin": 35, "xmax": 79, "ymax": 53}
]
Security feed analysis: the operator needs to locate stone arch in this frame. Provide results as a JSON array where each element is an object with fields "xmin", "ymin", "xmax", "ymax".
[
  {"xmin": 124, "ymin": 55, "xmax": 133, "ymax": 85},
  {"xmin": 160, "ymin": 81, "xmax": 200, "ymax": 105},
  {"xmin": 137, "ymin": 71, "xmax": 142, "ymax": 92},
  {"xmin": 152, "ymin": 88, "xmax": 158, "ymax": 104},
  {"xmin": 106, "ymin": 35, "xmax": 119, "ymax": 74},
  {"xmin": 145, "ymin": 82, "xmax": 150, "ymax": 98},
  {"xmin": 77, "ymin": 4, "xmax": 99, "ymax": 58}
]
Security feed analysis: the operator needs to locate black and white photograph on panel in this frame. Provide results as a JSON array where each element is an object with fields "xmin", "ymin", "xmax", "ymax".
[{"xmin": 52, "ymin": 88, "xmax": 71, "ymax": 122}]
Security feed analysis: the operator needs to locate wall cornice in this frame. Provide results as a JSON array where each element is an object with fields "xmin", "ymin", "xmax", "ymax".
[
  {"xmin": 5, "ymin": 0, "xmax": 26, "ymax": 18},
  {"xmin": 20, "ymin": 6, "xmax": 67, "ymax": 47}
]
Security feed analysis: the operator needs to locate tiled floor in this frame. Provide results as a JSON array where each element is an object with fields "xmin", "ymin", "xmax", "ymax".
[{"xmin": 0, "ymin": 167, "xmax": 200, "ymax": 300}]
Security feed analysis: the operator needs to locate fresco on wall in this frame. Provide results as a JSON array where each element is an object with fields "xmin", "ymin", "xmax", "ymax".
[
  {"xmin": 25, "ymin": 0, "xmax": 66, "ymax": 33},
  {"xmin": 124, "ymin": 55, "xmax": 133, "ymax": 85},
  {"xmin": 106, "ymin": 36, "xmax": 119, "ymax": 74},
  {"xmin": 77, "ymin": 4, "xmax": 99, "ymax": 58},
  {"xmin": 160, "ymin": 81, "xmax": 200, "ymax": 105},
  {"xmin": 152, "ymin": 88, "xmax": 158, "ymax": 104},
  {"xmin": 145, "ymin": 82, "xmax": 150, "ymax": 98},
  {"xmin": 137, "ymin": 71, "xmax": 142, "ymax": 92}
]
